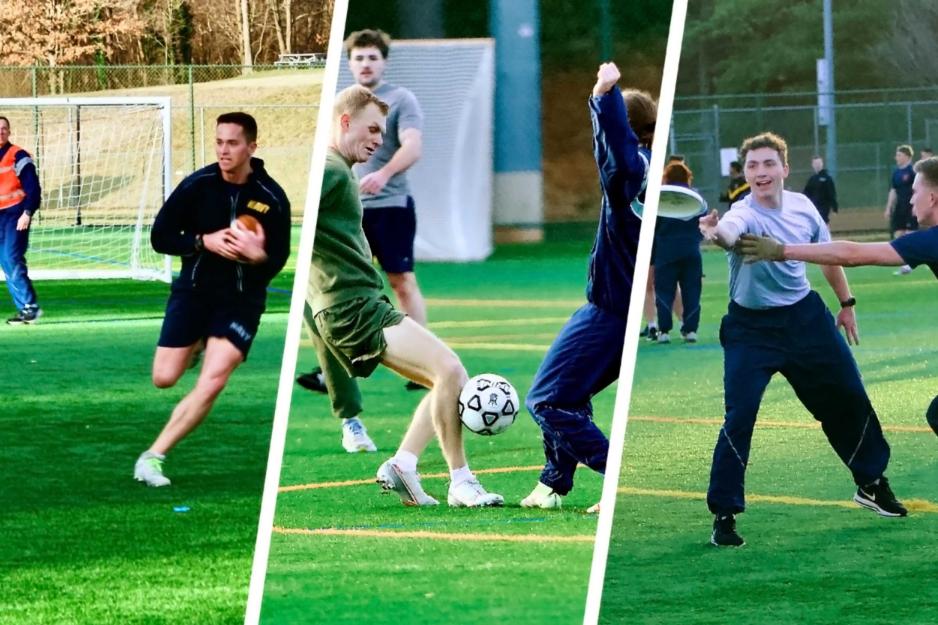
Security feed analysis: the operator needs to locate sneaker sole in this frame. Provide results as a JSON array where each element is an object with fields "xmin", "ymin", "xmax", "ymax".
[
  {"xmin": 133, "ymin": 475, "xmax": 171, "ymax": 487},
  {"xmin": 852, "ymin": 493, "xmax": 906, "ymax": 517},
  {"xmin": 709, "ymin": 533, "xmax": 745, "ymax": 547},
  {"xmin": 344, "ymin": 444, "xmax": 377, "ymax": 453},
  {"xmin": 447, "ymin": 495, "xmax": 504, "ymax": 508},
  {"xmin": 376, "ymin": 464, "xmax": 437, "ymax": 506}
]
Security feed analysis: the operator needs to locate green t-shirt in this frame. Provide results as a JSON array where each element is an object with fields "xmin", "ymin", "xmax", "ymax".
[{"xmin": 308, "ymin": 149, "xmax": 384, "ymax": 313}]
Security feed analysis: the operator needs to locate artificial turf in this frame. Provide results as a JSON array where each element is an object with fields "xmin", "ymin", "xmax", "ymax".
[
  {"xmin": 599, "ymin": 248, "xmax": 938, "ymax": 625},
  {"xmin": 257, "ymin": 232, "xmax": 613, "ymax": 625}
]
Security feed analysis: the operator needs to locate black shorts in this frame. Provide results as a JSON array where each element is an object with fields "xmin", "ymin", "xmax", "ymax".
[
  {"xmin": 891, "ymin": 208, "xmax": 918, "ymax": 233},
  {"xmin": 158, "ymin": 289, "xmax": 265, "ymax": 358},
  {"xmin": 362, "ymin": 197, "xmax": 416, "ymax": 274}
]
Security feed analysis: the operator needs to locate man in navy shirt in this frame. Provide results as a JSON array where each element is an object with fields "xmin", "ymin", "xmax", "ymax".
[
  {"xmin": 521, "ymin": 62, "xmax": 654, "ymax": 510},
  {"xmin": 134, "ymin": 112, "xmax": 291, "ymax": 487},
  {"xmin": 886, "ymin": 145, "xmax": 916, "ymax": 274},
  {"xmin": 741, "ymin": 155, "xmax": 938, "ymax": 436}
]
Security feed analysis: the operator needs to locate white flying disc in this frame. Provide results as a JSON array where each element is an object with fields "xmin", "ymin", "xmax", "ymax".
[{"xmin": 657, "ymin": 185, "xmax": 707, "ymax": 220}]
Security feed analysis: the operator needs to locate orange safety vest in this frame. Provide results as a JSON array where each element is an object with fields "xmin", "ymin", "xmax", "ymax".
[{"xmin": 0, "ymin": 143, "xmax": 28, "ymax": 210}]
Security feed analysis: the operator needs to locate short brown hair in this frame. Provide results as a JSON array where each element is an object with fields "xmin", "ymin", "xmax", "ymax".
[
  {"xmin": 345, "ymin": 29, "xmax": 391, "ymax": 58},
  {"xmin": 739, "ymin": 132, "xmax": 789, "ymax": 167},
  {"xmin": 897, "ymin": 144, "xmax": 913, "ymax": 158},
  {"xmin": 333, "ymin": 85, "xmax": 389, "ymax": 120},
  {"xmin": 914, "ymin": 156, "xmax": 938, "ymax": 188},
  {"xmin": 663, "ymin": 161, "xmax": 693, "ymax": 186},
  {"xmin": 622, "ymin": 89, "xmax": 656, "ymax": 148}
]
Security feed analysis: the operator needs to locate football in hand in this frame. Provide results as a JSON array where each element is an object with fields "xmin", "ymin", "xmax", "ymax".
[{"xmin": 235, "ymin": 214, "xmax": 264, "ymax": 236}]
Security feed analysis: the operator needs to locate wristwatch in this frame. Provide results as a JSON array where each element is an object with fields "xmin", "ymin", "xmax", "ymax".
[
  {"xmin": 194, "ymin": 234, "xmax": 204, "ymax": 252},
  {"xmin": 840, "ymin": 296, "xmax": 856, "ymax": 309}
]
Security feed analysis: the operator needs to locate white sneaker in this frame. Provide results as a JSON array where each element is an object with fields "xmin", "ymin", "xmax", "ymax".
[
  {"xmin": 448, "ymin": 478, "xmax": 504, "ymax": 507},
  {"xmin": 342, "ymin": 418, "xmax": 377, "ymax": 453},
  {"xmin": 683, "ymin": 331, "xmax": 697, "ymax": 343},
  {"xmin": 376, "ymin": 460, "xmax": 439, "ymax": 506},
  {"xmin": 893, "ymin": 265, "xmax": 912, "ymax": 275},
  {"xmin": 657, "ymin": 332, "xmax": 671, "ymax": 344},
  {"xmin": 134, "ymin": 452, "xmax": 171, "ymax": 487},
  {"xmin": 520, "ymin": 482, "xmax": 562, "ymax": 509},
  {"xmin": 586, "ymin": 502, "xmax": 601, "ymax": 514}
]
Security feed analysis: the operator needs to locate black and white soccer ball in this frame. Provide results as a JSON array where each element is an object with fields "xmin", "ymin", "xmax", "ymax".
[{"xmin": 457, "ymin": 373, "xmax": 519, "ymax": 436}]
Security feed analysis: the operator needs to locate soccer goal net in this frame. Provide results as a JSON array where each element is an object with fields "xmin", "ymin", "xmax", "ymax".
[
  {"xmin": 337, "ymin": 39, "xmax": 494, "ymax": 261},
  {"xmin": 0, "ymin": 97, "xmax": 171, "ymax": 281}
]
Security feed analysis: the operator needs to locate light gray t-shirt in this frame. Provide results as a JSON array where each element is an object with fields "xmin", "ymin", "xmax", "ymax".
[
  {"xmin": 353, "ymin": 82, "xmax": 423, "ymax": 209},
  {"xmin": 721, "ymin": 190, "xmax": 831, "ymax": 309}
]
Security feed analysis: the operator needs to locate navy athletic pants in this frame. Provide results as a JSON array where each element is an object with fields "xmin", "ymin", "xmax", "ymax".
[
  {"xmin": 526, "ymin": 302, "xmax": 625, "ymax": 495},
  {"xmin": 707, "ymin": 291, "xmax": 890, "ymax": 515},
  {"xmin": 654, "ymin": 251, "xmax": 702, "ymax": 334}
]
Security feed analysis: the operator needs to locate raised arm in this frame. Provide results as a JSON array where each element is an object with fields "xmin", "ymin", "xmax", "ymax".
[
  {"xmin": 699, "ymin": 208, "xmax": 742, "ymax": 250},
  {"xmin": 589, "ymin": 63, "xmax": 647, "ymax": 209},
  {"xmin": 739, "ymin": 235, "xmax": 904, "ymax": 267}
]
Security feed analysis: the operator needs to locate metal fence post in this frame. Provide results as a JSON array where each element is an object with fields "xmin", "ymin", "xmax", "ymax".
[{"xmin": 189, "ymin": 65, "xmax": 196, "ymax": 172}]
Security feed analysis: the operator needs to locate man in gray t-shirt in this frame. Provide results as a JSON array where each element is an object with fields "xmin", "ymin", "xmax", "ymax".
[
  {"xmin": 698, "ymin": 132, "xmax": 905, "ymax": 548},
  {"xmin": 346, "ymin": 29, "xmax": 427, "ymax": 332}
]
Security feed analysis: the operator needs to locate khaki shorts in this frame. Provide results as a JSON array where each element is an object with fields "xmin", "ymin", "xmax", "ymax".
[{"xmin": 313, "ymin": 295, "xmax": 405, "ymax": 378}]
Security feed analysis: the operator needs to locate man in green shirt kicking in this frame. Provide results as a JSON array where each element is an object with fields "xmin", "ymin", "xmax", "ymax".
[{"xmin": 307, "ymin": 84, "xmax": 502, "ymax": 507}]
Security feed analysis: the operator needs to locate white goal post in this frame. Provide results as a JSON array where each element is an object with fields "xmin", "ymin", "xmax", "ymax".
[
  {"xmin": 0, "ymin": 96, "xmax": 172, "ymax": 282},
  {"xmin": 337, "ymin": 39, "xmax": 495, "ymax": 262}
]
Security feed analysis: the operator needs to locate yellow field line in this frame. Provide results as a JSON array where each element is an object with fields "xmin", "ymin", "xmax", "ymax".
[
  {"xmin": 430, "ymin": 317, "xmax": 569, "ymax": 329},
  {"xmin": 444, "ymin": 341, "xmax": 551, "ymax": 351},
  {"xmin": 616, "ymin": 485, "xmax": 938, "ymax": 513},
  {"xmin": 279, "ymin": 464, "xmax": 544, "ymax": 493},
  {"xmin": 425, "ymin": 298, "xmax": 582, "ymax": 308},
  {"xmin": 630, "ymin": 415, "xmax": 933, "ymax": 434},
  {"xmin": 272, "ymin": 526, "xmax": 595, "ymax": 543}
]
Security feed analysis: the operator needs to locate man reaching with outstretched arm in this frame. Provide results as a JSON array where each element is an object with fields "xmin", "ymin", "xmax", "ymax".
[{"xmin": 740, "ymin": 155, "xmax": 938, "ymax": 436}]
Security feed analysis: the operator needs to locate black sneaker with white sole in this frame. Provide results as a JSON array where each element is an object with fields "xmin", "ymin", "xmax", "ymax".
[
  {"xmin": 6, "ymin": 306, "xmax": 41, "ymax": 325},
  {"xmin": 711, "ymin": 514, "xmax": 745, "ymax": 547},
  {"xmin": 854, "ymin": 477, "xmax": 908, "ymax": 517},
  {"xmin": 296, "ymin": 366, "xmax": 328, "ymax": 394}
]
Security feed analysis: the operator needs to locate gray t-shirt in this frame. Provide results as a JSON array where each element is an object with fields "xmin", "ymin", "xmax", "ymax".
[
  {"xmin": 721, "ymin": 190, "xmax": 831, "ymax": 309},
  {"xmin": 353, "ymin": 82, "xmax": 423, "ymax": 209}
]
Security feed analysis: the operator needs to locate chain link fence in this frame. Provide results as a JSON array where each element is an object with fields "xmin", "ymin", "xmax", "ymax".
[
  {"xmin": 671, "ymin": 88, "xmax": 938, "ymax": 230},
  {"xmin": 0, "ymin": 64, "xmax": 325, "ymax": 222}
]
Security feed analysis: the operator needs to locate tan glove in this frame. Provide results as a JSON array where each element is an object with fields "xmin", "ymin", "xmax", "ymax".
[{"xmin": 739, "ymin": 233, "xmax": 785, "ymax": 262}]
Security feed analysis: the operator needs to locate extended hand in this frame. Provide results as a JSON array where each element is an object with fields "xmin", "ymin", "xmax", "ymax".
[
  {"xmin": 698, "ymin": 208, "xmax": 720, "ymax": 240},
  {"xmin": 359, "ymin": 170, "xmax": 390, "ymax": 195},
  {"xmin": 592, "ymin": 62, "xmax": 621, "ymax": 97},
  {"xmin": 837, "ymin": 305, "xmax": 860, "ymax": 346},
  {"xmin": 16, "ymin": 212, "xmax": 31, "ymax": 231},
  {"xmin": 739, "ymin": 233, "xmax": 785, "ymax": 262}
]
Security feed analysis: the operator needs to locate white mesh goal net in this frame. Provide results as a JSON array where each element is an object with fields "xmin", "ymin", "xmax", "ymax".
[{"xmin": 0, "ymin": 97, "xmax": 171, "ymax": 281}]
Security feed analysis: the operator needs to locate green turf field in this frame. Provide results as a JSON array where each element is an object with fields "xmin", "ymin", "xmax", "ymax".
[
  {"xmin": 258, "ymin": 232, "xmax": 612, "ymax": 625},
  {"xmin": 600, "ymin": 248, "xmax": 938, "ymax": 625},
  {"xmin": 0, "ymin": 250, "xmax": 295, "ymax": 624}
]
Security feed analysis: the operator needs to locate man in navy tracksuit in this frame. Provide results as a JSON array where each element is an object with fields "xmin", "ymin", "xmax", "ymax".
[
  {"xmin": 133, "ymin": 112, "xmax": 291, "ymax": 487},
  {"xmin": 0, "ymin": 116, "xmax": 42, "ymax": 324},
  {"xmin": 741, "ymin": 155, "xmax": 938, "ymax": 437},
  {"xmin": 521, "ymin": 62, "xmax": 654, "ymax": 509},
  {"xmin": 700, "ymin": 132, "xmax": 905, "ymax": 547}
]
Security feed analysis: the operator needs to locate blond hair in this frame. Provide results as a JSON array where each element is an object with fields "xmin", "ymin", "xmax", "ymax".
[{"xmin": 333, "ymin": 84, "xmax": 389, "ymax": 120}]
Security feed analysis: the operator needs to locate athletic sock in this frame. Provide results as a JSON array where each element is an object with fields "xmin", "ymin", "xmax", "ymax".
[
  {"xmin": 392, "ymin": 450, "xmax": 419, "ymax": 473},
  {"xmin": 450, "ymin": 465, "xmax": 474, "ymax": 486}
]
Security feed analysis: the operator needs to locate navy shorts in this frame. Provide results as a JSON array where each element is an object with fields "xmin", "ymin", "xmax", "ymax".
[
  {"xmin": 362, "ymin": 197, "xmax": 416, "ymax": 274},
  {"xmin": 158, "ymin": 289, "xmax": 265, "ymax": 358},
  {"xmin": 891, "ymin": 208, "xmax": 918, "ymax": 233}
]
